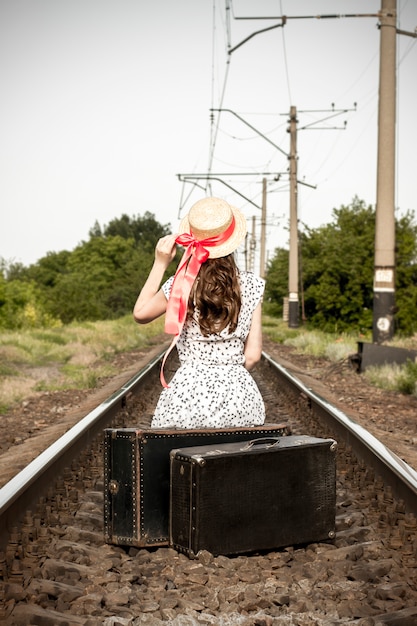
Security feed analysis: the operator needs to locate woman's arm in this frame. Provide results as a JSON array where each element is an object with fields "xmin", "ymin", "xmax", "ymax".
[
  {"xmin": 244, "ymin": 301, "xmax": 263, "ymax": 370},
  {"xmin": 133, "ymin": 234, "xmax": 177, "ymax": 324}
]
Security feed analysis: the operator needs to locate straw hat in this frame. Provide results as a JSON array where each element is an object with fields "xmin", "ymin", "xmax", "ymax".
[{"xmin": 178, "ymin": 197, "xmax": 247, "ymax": 259}]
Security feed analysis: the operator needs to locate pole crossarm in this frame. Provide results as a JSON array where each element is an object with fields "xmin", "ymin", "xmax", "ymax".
[
  {"xmin": 177, "ymin": 174, "xmax": 262, "ymax": 210},
  {"xmin": 177, "ymin": 172, "xmax": 282, "ymax": 177},
  {"xmin": 298, "ymin": 179, "xmax": 317, "ymax": 190},
  {"xmin": 396, "ymin": 28, "xmax": 417, "ymax": 38},
  {"xmin": 210, "ymin": 108, "xmax": 289, "ymax": 158},
  {"xmin": 231, "ymin": 9, "xmax": 415, "ymax": 38},
  {"xmin": 298, "ymin": 104, "xmax": 357, "ymax": 130},
  {"xmin": 280, "ymin": 103, "xmax": 357, "ymax": 131},
  {"xmin": 232, "ymin": 13, "xmax": 379, "ymax": 21},
  {"xmin": 228, "ymin": 21, "xmax": 286, "ymax": 54}
]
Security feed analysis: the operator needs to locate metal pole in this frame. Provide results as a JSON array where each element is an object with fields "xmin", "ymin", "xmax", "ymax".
[
  {"xmin": 373, "ymin": 0, "xmax": 397, "ymax": 343},
  {"xmin": 260, "ymin": 178, "xmax": 267, "ymax": 278},
  {"xmin": 288, "ymin": 106, "xmax": 299, "ymax": 328},
  {"xmin": 250, "ymin": 216, "xmax": 256, "ymax": 273}
]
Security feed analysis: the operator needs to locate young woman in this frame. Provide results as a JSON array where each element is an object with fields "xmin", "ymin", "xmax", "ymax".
[{"xmin": 133, "ymin": 196, "xmax": 265, "ymax": 428}]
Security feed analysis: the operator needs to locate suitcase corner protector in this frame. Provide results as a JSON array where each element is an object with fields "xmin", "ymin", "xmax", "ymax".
[{"xmin": 170, "ymin": 543, "xmax": 197, "ymax": 559}]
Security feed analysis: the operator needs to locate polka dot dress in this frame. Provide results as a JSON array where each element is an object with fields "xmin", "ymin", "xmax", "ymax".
[{"xmin": 151, "ymin": 271, "xmax": 266, "ymax": 429}]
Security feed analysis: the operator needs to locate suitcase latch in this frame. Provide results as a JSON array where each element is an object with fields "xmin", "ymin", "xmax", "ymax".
[{"xmin": 108, "ymin": 479, "xmax": 120, "ymax": 495}]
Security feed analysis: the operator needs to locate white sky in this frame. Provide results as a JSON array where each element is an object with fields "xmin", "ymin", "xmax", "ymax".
[{"xmin": 0, "ymin": 0, "xmax": 416, "ymax": 269}]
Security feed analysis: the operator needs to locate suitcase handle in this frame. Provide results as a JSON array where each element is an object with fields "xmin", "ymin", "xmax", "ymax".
[{"xmin": 242, "ymin": 437, "xmax": 281, "ymax": 450}]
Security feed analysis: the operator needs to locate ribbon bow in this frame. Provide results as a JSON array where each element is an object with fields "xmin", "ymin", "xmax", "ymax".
[{"xmin": 160, "ymin": 216, "xmax": 236, "ymax": 387}]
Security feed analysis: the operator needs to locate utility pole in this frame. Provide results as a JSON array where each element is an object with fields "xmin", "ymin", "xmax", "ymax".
[
  {"xmin": 249, "ymin": 216, "xmax": 256, "ymax": 273},
  {"xmin": 373, "ymin": 0, "xmax": 397, "ymax": 343},
  {"xmin": 284, "ymin": 103, "xmax": 353, "ymax": 329},
  {"xmin": 260, "ymin": 178, "xmax": 267, "ymax": 278},
  {"xmin": 288, "ymin": 106, "xmax": 299, "ymax": 328}
]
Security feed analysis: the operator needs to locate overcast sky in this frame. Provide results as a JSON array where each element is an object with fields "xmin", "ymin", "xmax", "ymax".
[{"xmin": 1, "ymin": 0, "xmax": 416, "ymax": 269}]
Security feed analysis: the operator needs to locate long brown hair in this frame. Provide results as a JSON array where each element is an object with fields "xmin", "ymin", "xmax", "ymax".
[{"xmin": 188, "ymin": 254, "xmax": 241, "ymax": 336}]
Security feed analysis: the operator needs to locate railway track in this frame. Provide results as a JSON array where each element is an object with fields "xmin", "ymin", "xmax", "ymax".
[{"xmin": 1, "ymin": 346, "xmax": 417, "ymax": 625}]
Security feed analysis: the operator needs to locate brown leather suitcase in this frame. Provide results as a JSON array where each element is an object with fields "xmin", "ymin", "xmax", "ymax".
[
  {"xmin": 169, "ymin": 435, "xmax": 337, "ymax": 557},
  {"xmin": 103, "ymin": 423, "xmax": 290, "ymax": 547}
]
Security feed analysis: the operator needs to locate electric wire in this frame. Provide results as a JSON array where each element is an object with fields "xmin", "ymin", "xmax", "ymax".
[
  {"xmin": 299, "ymin": 84, "xmax": 376, "ymax": 177},
  {"xmin": 208, "ymin": 0, "xmax": 288, "ymax": 207},
  {"xmin": 205, "ymin": 1, "xmax": 412, "ymax": 231},
  {"xmin": 297, "ymin": 86, "xmax": 379, "ymax": 221},
  {"xmin": 207, "ymin": 0, "xmax": 218, "ymax": 198},
  {"xmin": 207, "ymin": 0, "xmax": 232, "ymax": 195},
  {"xmin": 396, "ymin": 0, "xmax": 402, "ymax": 212},
  {"xmin": 178, "ymin": 0, "xmax": 224, "ymax": 215},
  {"xmin": 295, "ymin": 38, "xmax": 379, "ymax": 218},
  {"xmin": 335, "ymin": 50, "xmax": 379, "ymax": 103},
  {"xmin": 396, "ymin": 0, "xmax": 417, "ymax": 212},
  {"xmin": 279, "ymin": 0, "xmax": 292, "ymax": 105},
  {"xmin": 397, "ymin": 0, "xmax": 417, "ymax": 59},
  {"xmin": 398, "ymin": 38, "xmax": 417, "ymax": 63}
]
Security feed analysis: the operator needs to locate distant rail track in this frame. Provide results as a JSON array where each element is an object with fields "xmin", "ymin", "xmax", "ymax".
[{"xmin": 1, "ymin": 346, "xmax": 417, "ymax": 624}]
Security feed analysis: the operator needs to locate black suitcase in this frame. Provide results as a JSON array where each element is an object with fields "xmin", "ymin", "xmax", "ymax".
[
  {"xmin": 104, "ymin": 423, "xmax": 290, "ymax": 547},
  {"xmin": 169, "ymin": 435, "xmax": 337, "ymax": 557}
]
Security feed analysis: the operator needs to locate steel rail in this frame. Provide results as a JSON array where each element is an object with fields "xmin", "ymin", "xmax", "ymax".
[
  {"xmin": 0, "ymin": 349, "xmax": 165, "ymax": 551},
  {"xmin": 263, "ymin": 351, "xmax": 417, "ymax": 517},
  {"xmin": 2, "ymin": 346, "xmax": 417, "ymax": 553}
]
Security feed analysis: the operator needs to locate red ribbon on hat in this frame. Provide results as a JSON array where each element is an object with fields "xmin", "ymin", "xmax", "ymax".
[{"xmin": 160, "ymin": 216, "xmax": 236, "ymax": 387}]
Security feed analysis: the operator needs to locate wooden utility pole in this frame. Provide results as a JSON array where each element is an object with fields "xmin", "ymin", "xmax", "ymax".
[
  {"xmin": 260, "ymin": 178, "xmax": 267, "ymax": 278},
  {"xmin": 288, "ymin": 106, "xmax": 299, "ymax": 328},
  {"xmin": 373, "ymin": 0, "xmax": 397, "ymax": 343}
]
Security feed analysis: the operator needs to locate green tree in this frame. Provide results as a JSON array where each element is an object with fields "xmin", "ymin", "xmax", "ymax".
[
  {"xmin": 264, "ymin": 248, "xmax": 289, "ymax": 316},
  {"xmin": 0, "ymin": 277, "xmax": 59, "ymax": 329},
  {"xmin": 265, "ymin": 198, "xmax": 417, "ymax": 335},
  {"xmin": 48, "ymin": 236, "xmax": 140, "ymax": 322},
  {"xmin": 301, "ymin": 198, "xmax": 375, "ymax": 332},
  {"xmin": 93, "ymin": 212, "xmax": 171, "ymax": 253},
  {"xmin": 20, "ymin": 250, "xmax": 71, "ymax": 287},
  {"xmin": 0, "ymin": 211, "xmax": 176, "ymax": 327},
  {"xmin": 394, "ymin": 210, "xmax": 417, "ymax": 335}
]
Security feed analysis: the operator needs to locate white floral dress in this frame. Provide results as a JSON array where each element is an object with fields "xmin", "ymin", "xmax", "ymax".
[{"xmin": 151, "ymin": 271, "xmax": 265, "ymax": 429}]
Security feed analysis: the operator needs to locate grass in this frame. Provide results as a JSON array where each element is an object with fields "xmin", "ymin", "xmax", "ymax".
[
  {"xmin": 364, "ymin": 360, "xmax": 417, "ymax": 395},
  {"xmin": 262, "ymin": 316, "xmax": 361, "ymax": 362},
  {"xmin": 263, "ymin": 316, "xmax": 417, "ymax": 397},
  {"xmin": 0, "ymin": 315, "xmax": 165, "ymax": 413},
  {"xmin": 1, "ymin": 314, "xmax": 417, "ymax": 413}
]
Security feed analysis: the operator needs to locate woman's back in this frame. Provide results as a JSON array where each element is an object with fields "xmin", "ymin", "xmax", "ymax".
[
  {"xmin": 152, "ymin": 270, "xmax": 265, "ymax": 429},
  {"xmin": 164, "ymin": 270, "xmax": 264, "ymax": 366}
]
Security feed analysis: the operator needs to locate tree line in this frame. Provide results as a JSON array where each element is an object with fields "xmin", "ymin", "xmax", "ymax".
[
  {"xmin": 1, "ymin": 198, "xmax": 416, "ymax": 335},
  {"xmin": 0, "ymin": 212, "xmax": 179, "ymax": 329}
]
